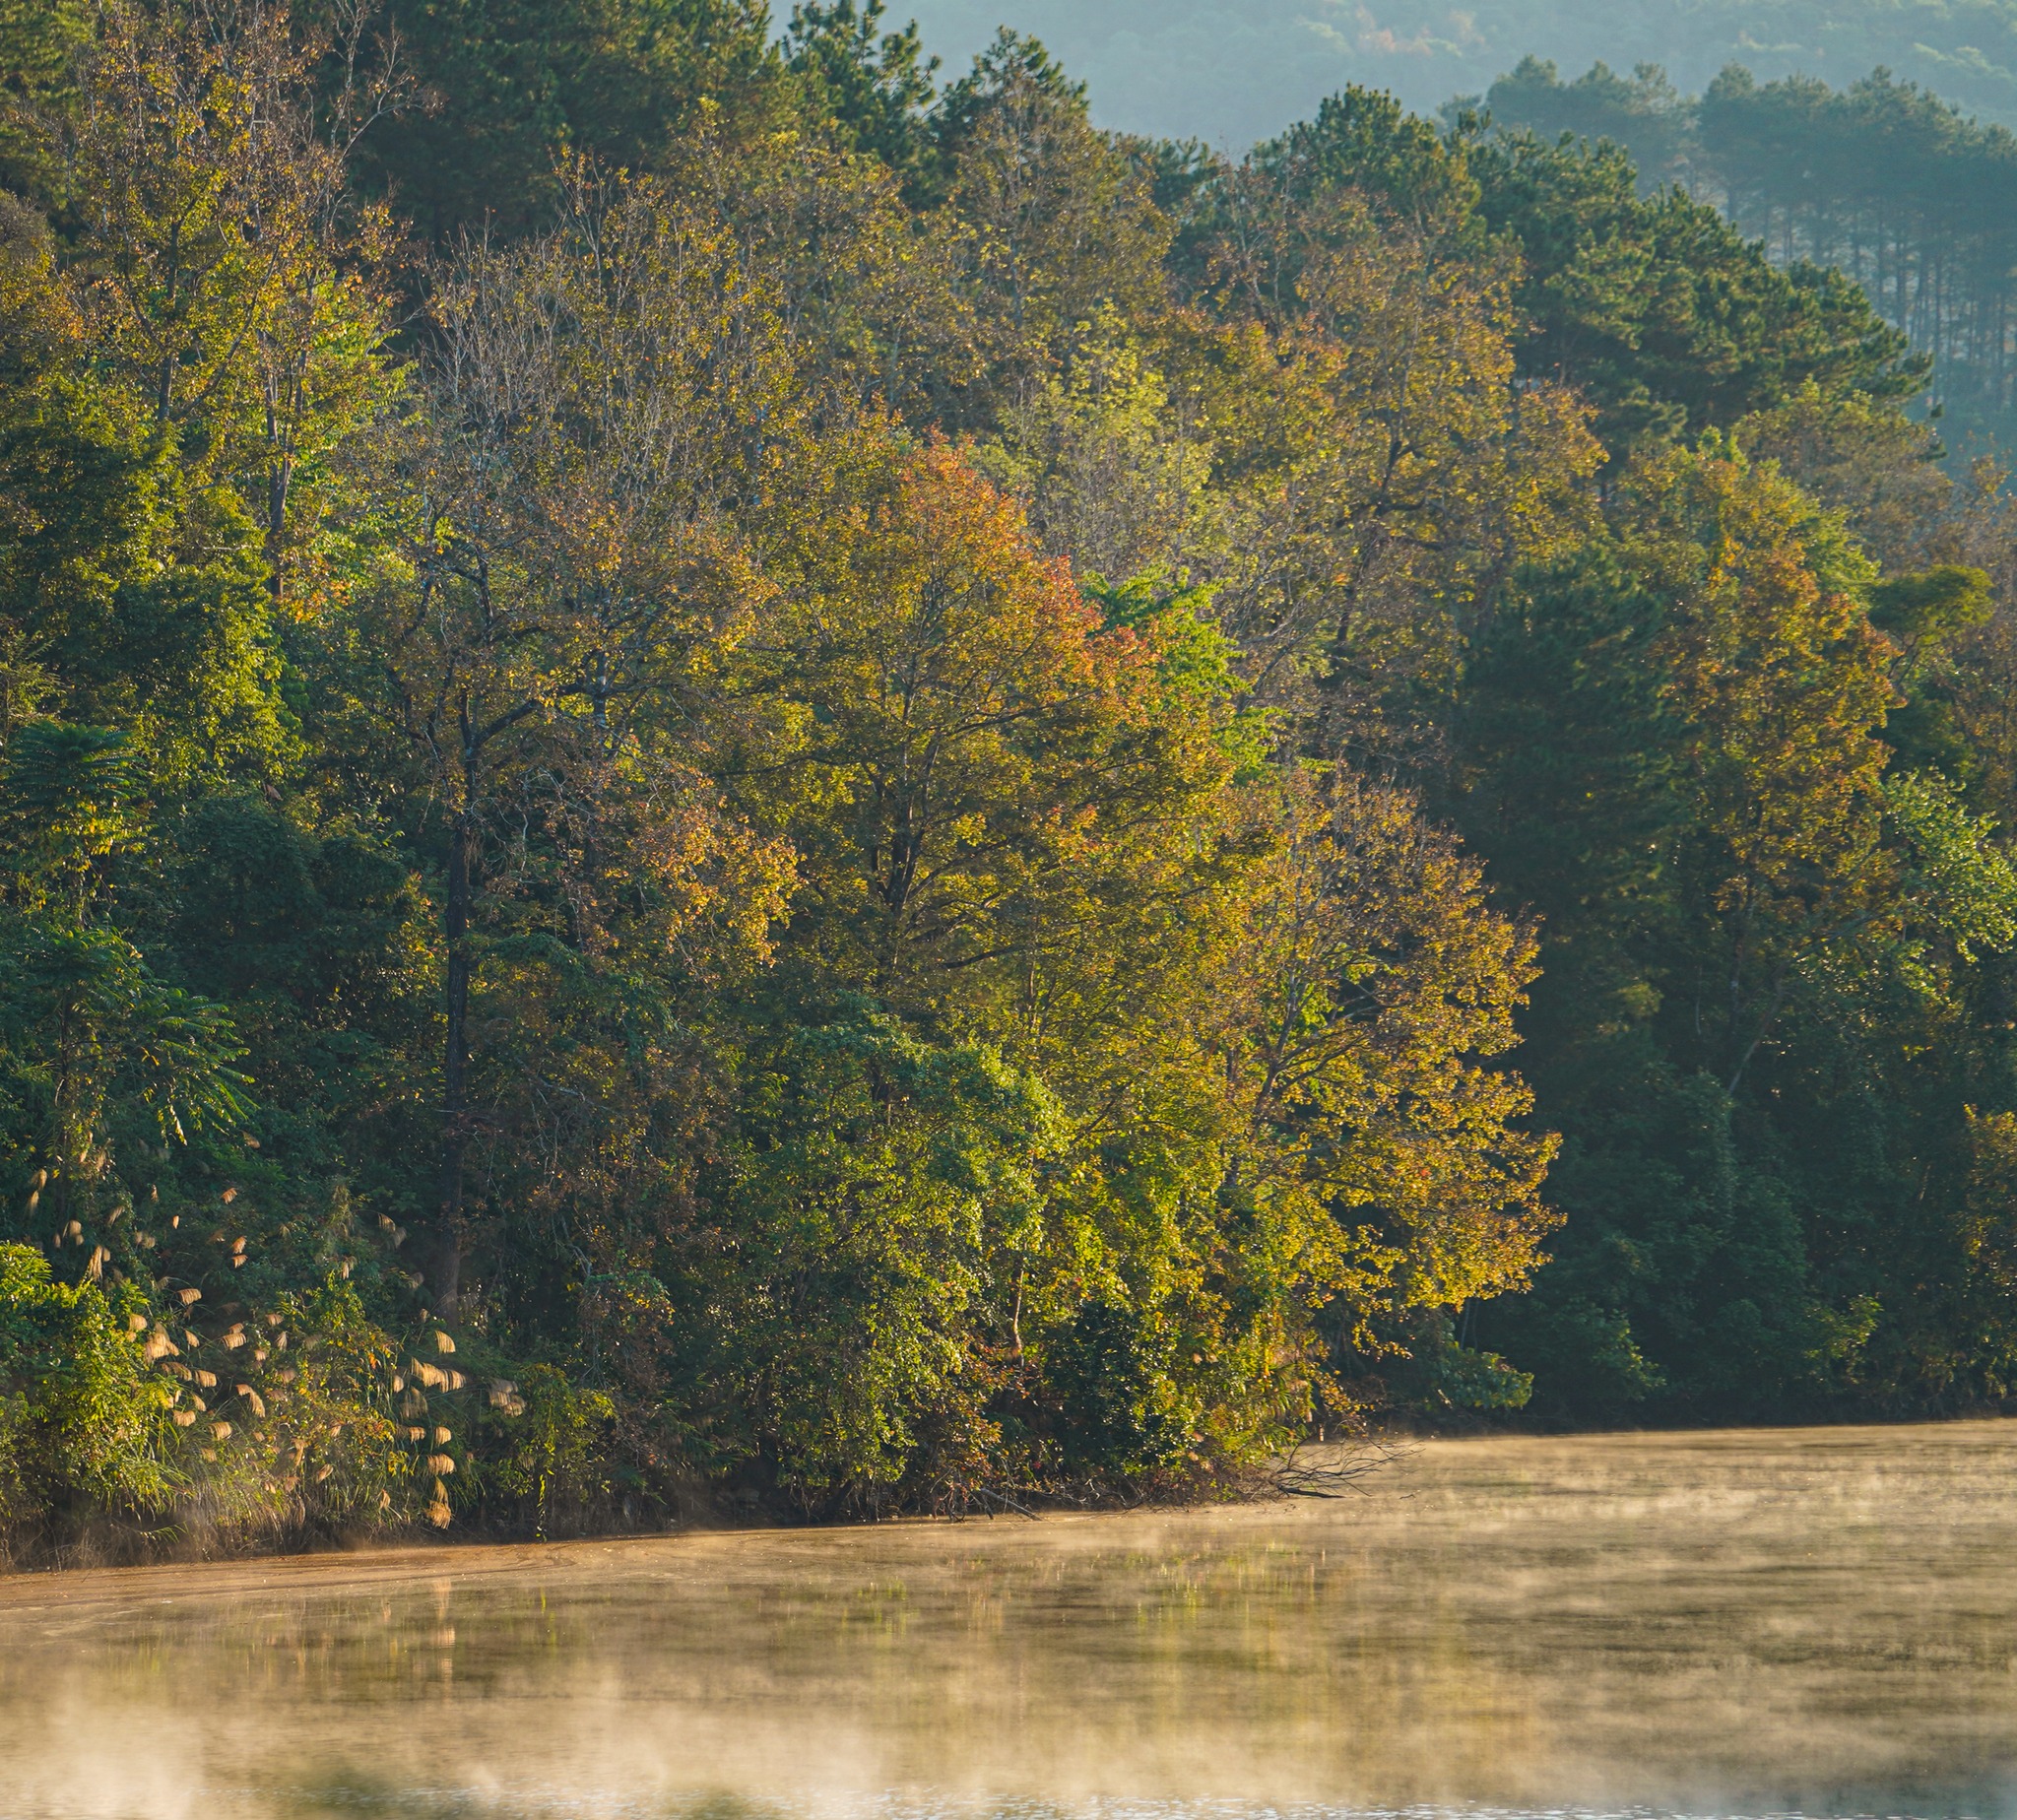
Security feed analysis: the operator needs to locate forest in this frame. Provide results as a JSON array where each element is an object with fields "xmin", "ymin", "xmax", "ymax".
[
  {"xmin": 899, "ymin": 0, "xmax": 2017, "ymax": 150},
  {"xmin": 1486, "ymin": 57, "xmax": 2017, "ymax": 452},
  {"xmin": 6, "ymin": 0, "xmax": 2017, "ymax": 1561}
]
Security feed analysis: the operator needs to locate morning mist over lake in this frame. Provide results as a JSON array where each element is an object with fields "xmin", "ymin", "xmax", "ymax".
[{"xmin": 5, "ymin": 0, "xmax": 2017, "ymax": 1812}]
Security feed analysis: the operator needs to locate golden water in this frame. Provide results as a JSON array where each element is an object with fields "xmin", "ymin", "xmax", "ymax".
[{"xmin": 5, "ymin": 1422, "xmax": 2017, "ymax": 1818}]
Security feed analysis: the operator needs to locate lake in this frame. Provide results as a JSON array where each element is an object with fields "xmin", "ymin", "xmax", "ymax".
[{"xmin": 4, "ymin": 1421, "xmax": 2016, "ymax": 1819}]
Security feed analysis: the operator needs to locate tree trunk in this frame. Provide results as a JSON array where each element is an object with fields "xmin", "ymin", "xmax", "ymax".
[
  {"xmin": 436, "ymin": 809, "xmax": 471, "ymax": 1316},
  {"xmin": 266, "ymin": 454, "xmax": 291, "ymax": 607}
]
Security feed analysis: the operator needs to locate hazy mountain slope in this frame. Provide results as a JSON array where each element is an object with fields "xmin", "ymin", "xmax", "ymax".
[{"xmin": 899, "ymin": 0, "xmax": 2017, "ymax": 146}]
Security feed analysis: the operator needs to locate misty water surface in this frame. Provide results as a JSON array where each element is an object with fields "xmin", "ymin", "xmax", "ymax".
[{"xmin": 5, "ymin": 1422, "xmax": 2017, "ymax": 1820}]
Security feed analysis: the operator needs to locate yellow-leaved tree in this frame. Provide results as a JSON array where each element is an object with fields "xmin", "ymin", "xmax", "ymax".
[
  {"xmin": 641, "ymin": 429, "xmax": 1558, "ymax": 1502},
  {"xmin": 352, "ymin": 164, "xmax": 799, "ymax": 1316}
]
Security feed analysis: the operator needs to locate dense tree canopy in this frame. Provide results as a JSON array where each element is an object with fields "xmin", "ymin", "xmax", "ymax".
[
  {"xmin": 1486, "ymin": 58, "xmax": 2017, "ymax": 451},
  {"xmin": 5, "ymin": 0, "xmax": 2017, "ymax": 1561}
]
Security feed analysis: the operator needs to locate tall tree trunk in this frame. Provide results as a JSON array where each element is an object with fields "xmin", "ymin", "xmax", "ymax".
[
  {"xmin": 266, "ymin": 451, "xmax": 291, "ymax": 607},
  {"xmin": 436, "ymin": 808, "xmax": 471, "ymax": 1317}
]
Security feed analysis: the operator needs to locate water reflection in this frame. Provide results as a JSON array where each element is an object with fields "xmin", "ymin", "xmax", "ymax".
[{"xmin": 5, "ymin": 1423, "xmax": 2017, "ymax": 1819}]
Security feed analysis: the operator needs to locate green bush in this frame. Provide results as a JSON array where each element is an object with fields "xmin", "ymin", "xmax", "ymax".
[{"xmin": 0, "ymin": 1243, "xmax": 175, "ymax": 1548}]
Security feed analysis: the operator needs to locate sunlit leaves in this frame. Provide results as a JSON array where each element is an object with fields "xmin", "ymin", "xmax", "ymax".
[
  {"xmin": 1225, "ymin": 767, "xmax": 1557, "ymax": 1325},
  {"xmin": 1882, "ymin": 770, "xmax": 2017, "ymax": 964}
]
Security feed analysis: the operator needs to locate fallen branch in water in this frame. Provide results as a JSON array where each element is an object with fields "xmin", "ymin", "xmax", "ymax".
[{"xmin": 1266, "ymin": 1439, "xmax": 1413, "ymax": 1499}]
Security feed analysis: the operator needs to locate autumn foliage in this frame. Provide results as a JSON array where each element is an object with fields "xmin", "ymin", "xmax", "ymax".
[{"xmin": 0, "ymin": 0, "xmax": 2011, "ymax": 1556}]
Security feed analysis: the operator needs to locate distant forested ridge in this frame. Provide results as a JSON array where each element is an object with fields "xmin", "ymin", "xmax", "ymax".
[
  {"xmin": 4, "ymin": 0, "xmax": 2017, "ymax": 1563},
  {"xmin": 898, "ymin": 0, "xmax": 2017, "ymax": 149},
  {"xmin": 1485, "ymin": 58, "xmax": 2017, "ymax": 455},
  {"xmin": 901, "ymin": 0, "xmax": 2017, "ymax": 451}
]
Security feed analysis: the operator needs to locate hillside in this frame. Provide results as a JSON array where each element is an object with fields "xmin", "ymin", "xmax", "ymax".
[
  {"xmin": 6, "ymin": 0, "xmax": 2017, "ymax": 1563},
  {"xmin": 900, "ymin": 0, "xmax": 2017, "ymax": 146}
]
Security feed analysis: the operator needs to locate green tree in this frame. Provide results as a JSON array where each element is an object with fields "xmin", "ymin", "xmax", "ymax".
[
  {"xmin": 348, "ymin": 0, "xmax": 786, "ymax": 238},
  {"xmin": 783, "ymin": 0, "xmax": 938, "ymax": 181},
  {"xmin": 1463, "ymin": 447, "xmax": 2017, "ymax": 1414},
  {"xmin": 1462, "ymin": 124, "xmax": 1920, "ymax": 457},
  {"xmin": 348, "ymin": 164, "xmax": 797, "ymax": 1314}
]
